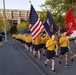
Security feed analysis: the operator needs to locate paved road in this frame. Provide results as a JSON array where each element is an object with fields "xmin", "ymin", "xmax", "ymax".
[
  {"xmin": 0, "ymin": 37, "xmax": 76, "ymax": 75},
  {"xmin": 17, "ymin": 40, "xmax": 76, "ymax": 75},
  {"xmin": 0, "ymin": 38, "xmax": 42, "ymax": 75}
]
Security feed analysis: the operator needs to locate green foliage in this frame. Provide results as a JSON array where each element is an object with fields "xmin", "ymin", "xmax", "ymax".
[
  {"xmin": 0, "ymin": 20, "xmax": 11, "ymax": 32},
  {"xmin": 17, "ymin": 22, "xmax": 29, "ymax": 31},
  {"xmin": 10, "ymin": 26, "xmax": 17, "ymax": 34},
  {"xmin": 40, "ymin": 11, "xmax": 47, "ymax": 23},
  {"xmin": 40, "ymin": 0, "xmax": 76, "ymax": 29}
]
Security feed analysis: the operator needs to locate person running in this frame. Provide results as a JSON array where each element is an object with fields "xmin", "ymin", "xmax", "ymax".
[
  {"xmin": 25, "ymin": 34, "xmax": 32, "ymax": 52},
  {"xmin": 0, "ymin": 34, "xmax": 2, "ymax": 47},
  {"xmin": 45, "ymin": 34, "xmax": 58, "ymax": 73},
  {"xmin": 12, "ymin": 34, "xmax": 16, "ymax": 40},
  {"xmin": 55, "ymin": 33, "xmax": 59, "ymax": 57},
  {"xmin": 59, "ymin": 30, "xmax": 70, "ymax": 67},
  {"xmin": 71, "ymin": 37, "xmax": 76, "ymax": 61},
  {"xmin": 40, "ymin": 33, "xmax": 47, "ymax": 56},
  {"xmin": 33, "ymin": 35, "xmax": 41, "ymax": 61}
]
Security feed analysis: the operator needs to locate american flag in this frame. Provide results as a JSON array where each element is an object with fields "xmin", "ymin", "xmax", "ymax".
[{"xmin": 29, "ymin": 4, "xmax": 44, "ymax": 40}]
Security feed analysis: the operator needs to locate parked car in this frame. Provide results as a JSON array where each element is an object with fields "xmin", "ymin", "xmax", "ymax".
[{"xmin": 67, "ymin": 31, "xmax": 76, "ymax": 41}]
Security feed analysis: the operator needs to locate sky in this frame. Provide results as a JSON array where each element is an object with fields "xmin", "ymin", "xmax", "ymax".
[{"xmin": 0, "ymin": 0, "xmax": 46, "ymax": 11}]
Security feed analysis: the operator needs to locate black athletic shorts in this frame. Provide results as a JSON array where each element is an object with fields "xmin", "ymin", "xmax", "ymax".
[
  {"xmin": 34, "ymin": 44, "xmax": 41, "ymax": 51},
  {"xmin": 22, "ymin": 40, "xmax": 26, "ymax": 44},
  {"xmin": 32, "ymin": 44, "xmax": 35, "ymax": 50},
  {"xmin": 16, "ymin": 39, "xmax": 20, "ymax": 41},
  {"xmin": 40, "ymin": 44, "xmax": 46, "ymax": 49},
  {"xmin": 20, "ymin": 39, "xmax": 23, "ymax": 43},
  {"xmin": 60, "ymin": 47, "xmax": 68, "ymax": 55},
  {"xmin": 46, "ymin": 50, "xmax": 55, "ymax": 59},
  {"xmin": 13, "ymin": 37, "xmax": 15, "ymax": 39},
  {"xmin": 26, "ymin": 42, "xmax": 32, "ymax": 47}
]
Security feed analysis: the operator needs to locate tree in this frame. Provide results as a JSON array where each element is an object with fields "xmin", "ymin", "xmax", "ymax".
[
  {"xmin": 17, "ymin": 22, "xmax": 29, "ymax": 31},
  {"xmin": 10, "ymin": 26, "xmax": 17, "ymax": 34},
  {"xmin": 40, "ymin": 11, "xmax": 47, "ymax": 23},
  {"xmin": 0, "ymin": 20, "xmax": 11, "ymax": 32},
  {"xmin": 40, "ymin": 0, "xmax": 76, "ymax": 29}
]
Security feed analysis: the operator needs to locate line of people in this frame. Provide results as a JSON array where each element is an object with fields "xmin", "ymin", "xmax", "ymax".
[{"xmin": 12, "ymin": 30, "xmax": 76, "ymax": 73}]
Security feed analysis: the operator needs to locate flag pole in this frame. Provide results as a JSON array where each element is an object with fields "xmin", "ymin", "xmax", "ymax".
[
  {"xmin": 29, "ymin": 0, "xmax": 32, "ymax": 11},
  {"xmin": 3, "ymin": 0, "xmax": 8, "ymax": 42},
  {"xmin": 29, "ymin": 0, "xmax": 31, "ymax": 3}
]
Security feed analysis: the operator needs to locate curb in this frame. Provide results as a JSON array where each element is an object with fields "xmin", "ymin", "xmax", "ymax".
[{"xmin": 15, "ymin": 42, "xmax": 47, "ymax": 75}]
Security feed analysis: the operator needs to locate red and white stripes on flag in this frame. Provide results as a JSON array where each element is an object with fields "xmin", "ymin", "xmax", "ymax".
[{"xmin": 29, "ymin": 19, "xmax": 44, "ymax": 40}]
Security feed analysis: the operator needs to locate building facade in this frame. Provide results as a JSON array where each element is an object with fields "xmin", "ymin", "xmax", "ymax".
[{"xmin": 0, "ymin": 9, "xmax": 41, "ymax": 25}]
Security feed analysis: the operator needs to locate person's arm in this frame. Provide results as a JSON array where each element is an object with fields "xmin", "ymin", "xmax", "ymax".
[
  {"xmin": 46, "ymin": 43, "xmax": 53, "ymax": 48},
  {"xmin": 55, "ymin": 43, "xmax": 58, "ymax": 51},
  {"xmin": 68, "ymin": 40, "xmax": 73, "ymax": 54},
  {"xmin": 59, "ymin": 39, "xmax": 66, "ymax": 45},
  {"xmin": 68, "ymin": 41, "xmax": 70, "ymax": 47},
  {"xmin": 75, "ymin": 39, "xmax": 76, "ymax": 44}
]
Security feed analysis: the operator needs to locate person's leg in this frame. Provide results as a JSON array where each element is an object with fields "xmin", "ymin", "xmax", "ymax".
[
  {"xmin": 55, "ymin": 46, "xmax": 59, "ymax": 57},
  {"xmin": 1, "ymin": 42, "xmax": 2, "ymax": 46},
  {"xmin": 51, "ymin": 58, "xmax": 57, "ymax": 73},
  {"xmin": 65, "ymin": 54, "xmax": 68, "ymax": 64},
  {"xmin": 45, "ymin": 59, "xmax": 50, "ymax": 62},
  {"xmin": 51, "ymin": 59, "xmax": 55, "ymax": 70},
  {"xmin": 71, "ymin": 54, "xmax": 76, "ymax": 61},
  {"xmin": 24, "ymin": 44, "xmax": 27, "ymax": 48},
  {"xmin": 30, "ymin": 46, "xmax": 32, "ymax": 53},
  {"xmin": 45, "ymin": 59, "xmax": 50, "ymax": 67},
  {"xmin": 45, "ymin": 50, "xmax": 51, "ymax": 66},
  {"xmin": 23, "ymin": 42, "xmax": 26, "ymax": 47},
  {"xmin": 59, "ymin": 55, "xmax": 63, "ymax": 64},
  {"xmin": 59, "ymin": 55, "xmax": 63, "ymax": 59},
  {"xmin": 65, "ymin": 54, "xmax": 69, "ymax": 67},
  {"xmin": 33, "ymin": 47, "xmax": 37, "ymax": 58},
  {"xmin": 26, "ymin": 43, "xmax": 29, "ymax": 52},
  {"xmin": 42, "ymin": 44, "xmax": 46, "ymax": 56},
  {"xmin": 72, "ymin": 54, "xmax": 76, "ymax": 58},
  {"xmin": 20, "ymin": 40, "xmax": 22, "ymax": 46},
  {"xmin": 59, "ymin": 47, "xmax": 64, "ymax": 64},
  {"xmin": 51, "ymin": 51, "xmax": 57, "ymax": 73},
  {"xmin": 55, "ymin": 50, "xmax": 59, "ymax": 57},
  {"xmin": 38, "ymin": 50, "xmax": 40, "ymax": 59},
  {"xmin": 24, "ymin": 44, "xmax": 29, "ymax": 51},
  {"xmin": 0, "ymin": 42, "xmax": 1, "ymax": 46},
  {"xmin": 43, "ymin": 49, "xmax": 46, "ymax": 56}
]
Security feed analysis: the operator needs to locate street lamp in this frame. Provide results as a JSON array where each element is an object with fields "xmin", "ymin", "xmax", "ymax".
[{"xmin": 3, "ymin": 0, "xmax": 7, "ymax": 42}]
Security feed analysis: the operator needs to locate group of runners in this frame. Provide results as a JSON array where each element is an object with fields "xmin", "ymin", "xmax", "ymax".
[{"xmin": 12, "ymin": 29, "xmax": 76, "ymax": 73}]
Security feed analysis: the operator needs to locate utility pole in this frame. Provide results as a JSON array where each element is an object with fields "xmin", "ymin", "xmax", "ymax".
[{"xmin": 3, "ymin": 0, "xmax": 7, "ymax": 42}]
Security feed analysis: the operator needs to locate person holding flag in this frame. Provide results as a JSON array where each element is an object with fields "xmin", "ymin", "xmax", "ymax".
[
  {"xmin": 45, "ymin": 34, "xmax": 58, "ymax": 73},
  {"xmin": 29, "ymin": 3, "xmax": 44, "ymax": 41},
  {"xmin": 29, "ymin": 3, "xmax": 44, "ymax": 60},
  {"xmin": 33, "ymin": 35, "xmax": 41, "ymax": 60},
  {"xmin": 44, "ymin": 11, "xmax": 58, "ymax": 37},
  {"xmin": 44, "ymin": 11, "xmax": 58, "ymax": 73}
]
